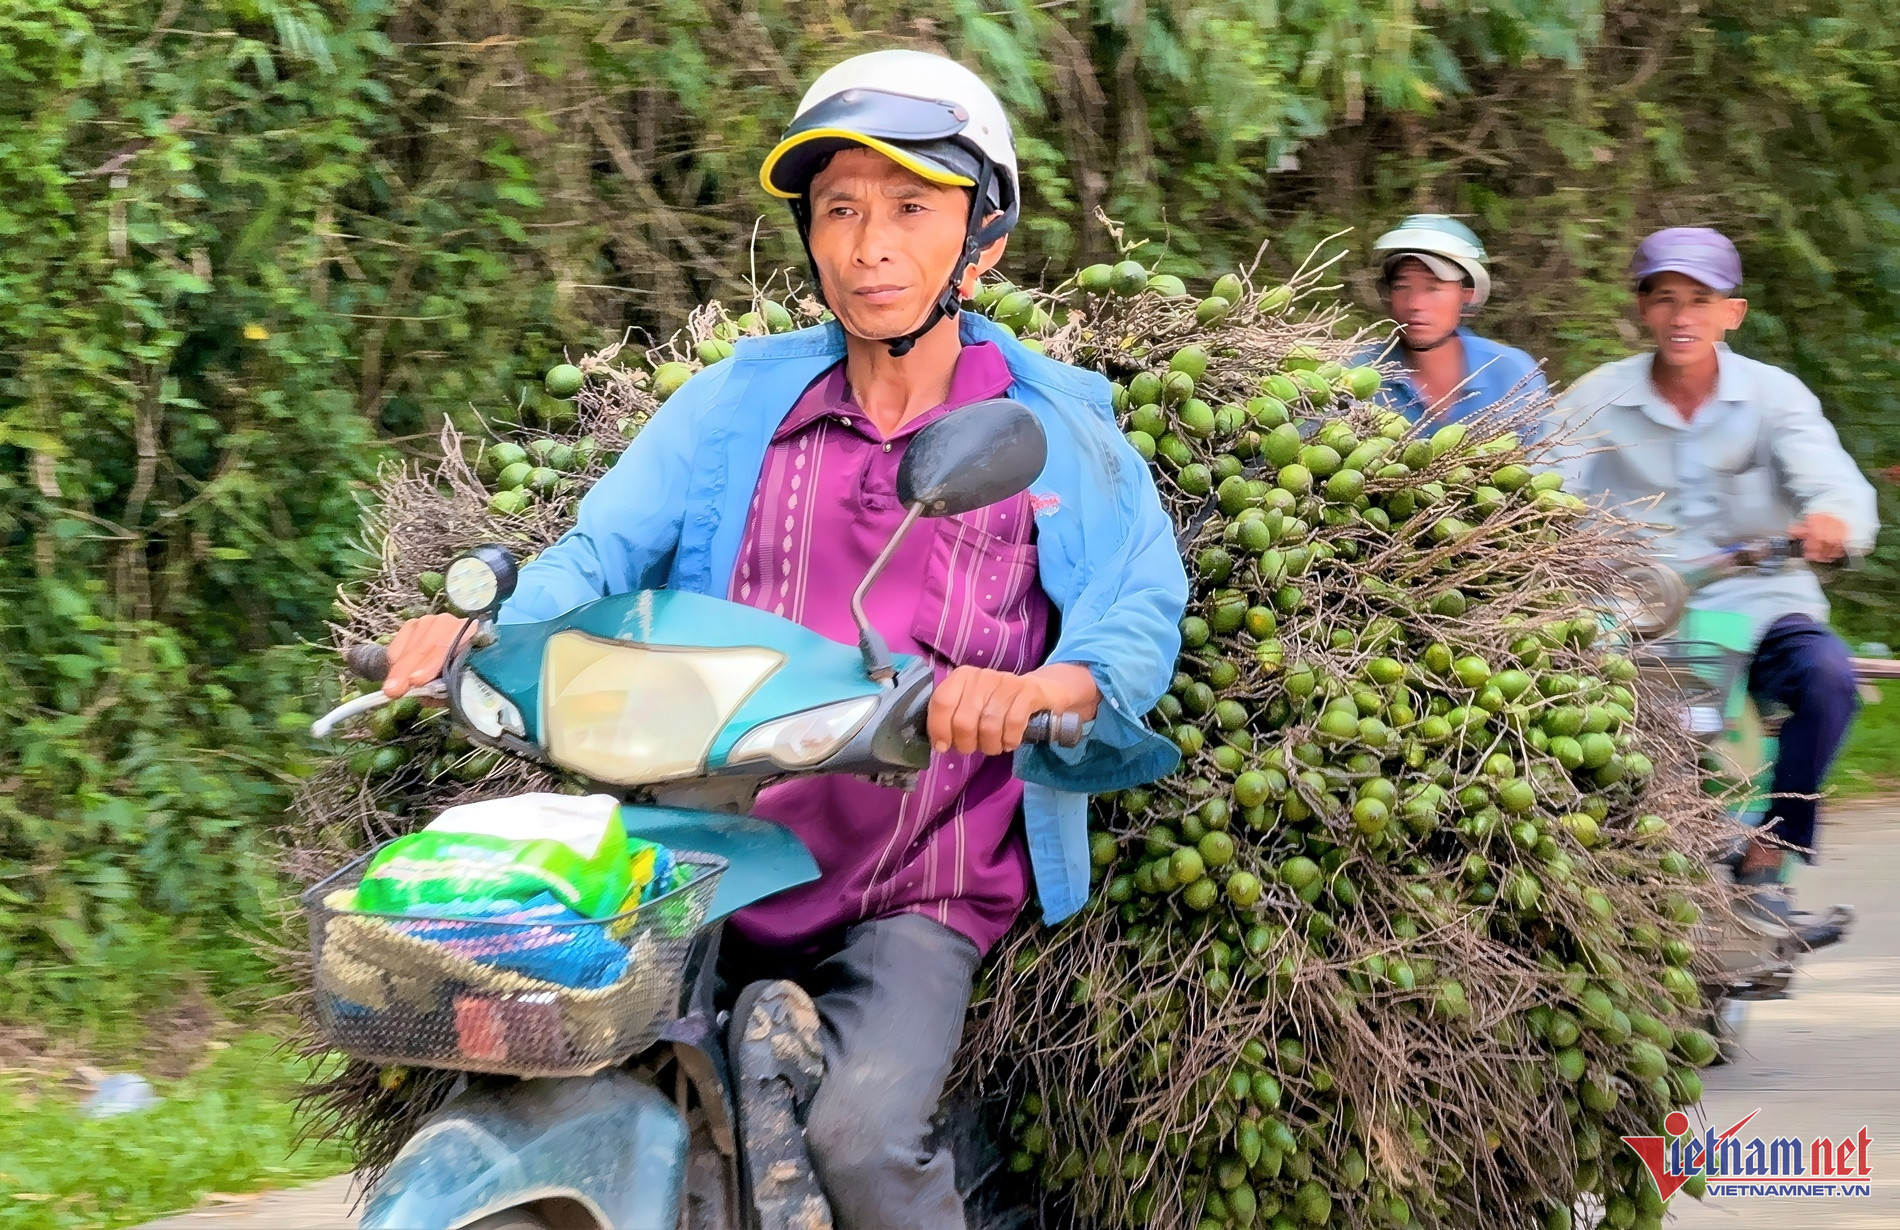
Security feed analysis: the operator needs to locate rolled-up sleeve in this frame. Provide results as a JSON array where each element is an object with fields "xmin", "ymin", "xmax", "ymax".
[
  {"xmin": 1045, "ymin": 474, "xmax": 1186, "ymax": 738},
  {"xmin": 1769, "ymin": 377, "xmax": 1880, "ymax": 552},
  {"xmin": 1018, "ymin": 422, "xmax": 1187, "ymax": 792}
]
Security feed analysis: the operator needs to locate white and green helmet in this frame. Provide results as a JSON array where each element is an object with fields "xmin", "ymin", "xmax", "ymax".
[{"xmin": 1372, "ymin": 214, "xmax": 1492, "ymax": 311}]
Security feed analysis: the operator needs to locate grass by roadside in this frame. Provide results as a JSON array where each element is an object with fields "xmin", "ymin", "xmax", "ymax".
[
  {"xmin": 0, "ymin": 1033, "xmax": 349, "ymax": 1230},
  {"xmin": 1831, "ymin": 679, "xmax": 1900, "ymax": 798}
]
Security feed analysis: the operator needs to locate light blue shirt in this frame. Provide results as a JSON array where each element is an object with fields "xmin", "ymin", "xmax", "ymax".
[
  {"xmin": 500, "ymin": 313, "xmax": 1189, "ymax": 925},
  {"xmin": 1367, "ymin": 327, "xmax": 1548, "ymax": 426},
  {"xmin": 1552, "ymin": 346, "xmax": 1879, "ymax": 644}
]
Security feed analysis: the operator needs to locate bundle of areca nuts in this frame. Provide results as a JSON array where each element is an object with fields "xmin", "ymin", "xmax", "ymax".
[
  {"xmin": 292, "ymin": 245, "xmax": 1730, "ymax": 1229},
  {"xmin": 958, "ymin": 247, "xmax": 1730, "ymax": 1230}
]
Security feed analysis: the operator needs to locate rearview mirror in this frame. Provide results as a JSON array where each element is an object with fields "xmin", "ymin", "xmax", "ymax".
[{"xmin": 897, "ymin": 398, "xmax": 1047, "ymax": 516}]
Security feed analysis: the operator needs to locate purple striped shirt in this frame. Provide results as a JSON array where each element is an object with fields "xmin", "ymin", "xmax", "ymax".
[{"xmin": 725, "ymin": 342, "xmax": 1048, "ymax": 955}]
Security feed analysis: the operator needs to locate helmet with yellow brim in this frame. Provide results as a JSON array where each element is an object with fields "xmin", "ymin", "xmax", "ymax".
[{"xmin": 761, "ymin": 50, "xmax": 1021, "ymax": 356}]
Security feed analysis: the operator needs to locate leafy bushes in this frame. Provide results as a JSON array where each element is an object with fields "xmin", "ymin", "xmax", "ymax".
[
  {"xmin": 3, "ymin": 0, "xmax": 1894, "ymax": 1015},
  {"xmin": 0, "ymin": 2, "xmax": 384, "ymax": 1009}
]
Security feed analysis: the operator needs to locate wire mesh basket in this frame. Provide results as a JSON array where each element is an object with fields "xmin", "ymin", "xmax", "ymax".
[{"xmin": 304, "ymin": 848, "xmax": 725, "ymax": 1078}]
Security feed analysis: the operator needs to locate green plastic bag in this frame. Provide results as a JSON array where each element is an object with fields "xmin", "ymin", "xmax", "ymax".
[{"xmin": 354, "ymin": 793, "xmax": 633, "ymax": 918}]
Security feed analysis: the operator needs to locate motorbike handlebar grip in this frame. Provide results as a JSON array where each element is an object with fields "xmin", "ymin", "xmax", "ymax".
[
  {"xmin": 1023, "ymin": 710, "xmax": 1084, "ymax": 748},
  {"xmin": 345, "ymin": 642, "xmax": 390, "ymax": 683}
]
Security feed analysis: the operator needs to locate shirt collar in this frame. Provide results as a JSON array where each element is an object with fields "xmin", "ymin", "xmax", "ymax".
[
  {"xmin": 1713, "ymin": 343, "xmax": 1754, "ymax": 403},
  {"xmin": 772, "ymin": 341, "xmax": 1014, "ymax": 442},
  {"xmin": 1371, "ymin": 328, "xmax": 1497, "ymax": 417},
  {"xmin": 1626, "ymin": 343, "xmax": 1748, "ymax": 429},
  {"xmin": 1367, "ymin": 325, "xmax": 1478, "ymax": 366}
]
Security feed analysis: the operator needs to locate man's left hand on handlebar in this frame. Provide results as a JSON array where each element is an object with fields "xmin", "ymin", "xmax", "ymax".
[
  {"xmin": 1789, "ymin": 512, "xmax": 1850, "ymax": 563},
  {"xmin": 381, "ymin": 613, "xmax": 471, "ymax": 699},
  {"xmin": 928, "ymin": 662, "xmax": 1100, "ymax": 757}
]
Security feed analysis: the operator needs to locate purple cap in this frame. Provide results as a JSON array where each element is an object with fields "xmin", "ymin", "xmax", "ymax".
[{"xmin": 1629, "ymin": 227, "xmax": 1743, "ymax": 294}]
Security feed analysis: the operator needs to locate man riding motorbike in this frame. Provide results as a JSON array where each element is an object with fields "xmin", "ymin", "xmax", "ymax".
[
  {"xmin": 1552, "ymin": 226, "xmax": 1879, "ymax": 949},
  {"xmin": 374, "ymin": 49, "xmax": 1187, "ymax": 1229},
  {"xmin": 1365, "ymin": 214, "xmax": 1547, "ymax": 425}
]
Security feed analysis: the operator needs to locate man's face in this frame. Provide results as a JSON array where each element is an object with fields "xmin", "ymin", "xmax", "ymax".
[
  {"xmin": 1385, "ymin": 258, "xmax": 1472, "ymax": 351},
  {"xmin": 806, "ymin": 147, "xmax": 1004, "ymax": 342},
  {"xmin": 1637, "ymin": 271, "xmax": 1748, "ymax": 367}
]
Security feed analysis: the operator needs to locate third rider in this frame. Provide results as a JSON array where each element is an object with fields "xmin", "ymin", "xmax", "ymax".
[
  {"xmin": 1553, "ymin": 226, "xmax": 1878, "ymax": 948},
  {"xmin": 1367, "ymin": 214, "xmax": 1547, "ymax": 425}
]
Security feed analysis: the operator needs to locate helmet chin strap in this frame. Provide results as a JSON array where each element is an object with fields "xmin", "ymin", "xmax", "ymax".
[
  {"xmin": 795, "ymin": 162, "xmax": 1007, "ymax": 360},
  {"xmin": 882, "ymin": 161, "xmax": 997, "ymax": 358}
]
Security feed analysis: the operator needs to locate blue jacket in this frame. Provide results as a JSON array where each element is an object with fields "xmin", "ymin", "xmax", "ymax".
[
  {"xmin": 500, "ymin": 312, "xmax": 1189, "ymax": 924},
  {"xmin": 1367, "ymin": 327, "xmax": 1547, "ymax": 425}
]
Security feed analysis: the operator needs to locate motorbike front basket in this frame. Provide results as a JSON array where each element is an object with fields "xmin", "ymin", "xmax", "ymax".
[{"xmin": 303, "ymin": 848, "xmax": 725, "ymax": 1079}]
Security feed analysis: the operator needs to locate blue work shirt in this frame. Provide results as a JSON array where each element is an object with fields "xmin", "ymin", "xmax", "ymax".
[
  {"xmin": 499, "ymin": 312, "xmax": 1189, "ymax": 926},
  {"xmin": 1365, "ymin": 328, "xmax": 1547, "ymax": 425}
]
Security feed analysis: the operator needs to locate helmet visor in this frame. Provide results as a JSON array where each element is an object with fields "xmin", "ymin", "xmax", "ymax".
[
  {"xmin": 762, "ymin": 88, "xmax": 980, "ymax": 200},
  {"xmin": 1381, "ymin": 251, "xmax": 1469, "ymax": 285}
]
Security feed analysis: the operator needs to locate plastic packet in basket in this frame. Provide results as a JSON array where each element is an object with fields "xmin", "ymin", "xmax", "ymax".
[
  {"xmin": 353, "ymin": 792, "xmax": 633, "ymax": 919},
  {"xmin": 396, "ymin": 892, "xmax": 632, "ymax": 987},
  {"xmin": 600, "ymin": 838, "xmax": 681, "ymax": 939}
]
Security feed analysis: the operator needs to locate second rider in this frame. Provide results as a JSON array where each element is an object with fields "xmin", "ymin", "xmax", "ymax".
[{"xmin": 1367, "ymin": 214, "xmax": 1547, "ymax": 425}]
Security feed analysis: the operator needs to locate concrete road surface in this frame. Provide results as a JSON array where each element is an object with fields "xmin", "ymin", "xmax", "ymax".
[
  {"xmin": 135, "ymin": 1173, "xmax": 359, "ymax": 1229},
  {"xmin": 138, "ymin": 801, "xmax": 1900, "ymax": 1230},
  {"xmin": 1665, "ymin": 798, "xmax": 1899, "ymax": 1227}
]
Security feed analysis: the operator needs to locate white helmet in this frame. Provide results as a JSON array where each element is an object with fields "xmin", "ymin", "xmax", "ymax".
[
  {"xmin": 761, "ymin": 50, "xmax": 1021, "ymax": 355},
  {"xmin": 1372, "ymin": 214, "xmax": 1492, "ymax": 312},
  {"xmin": 763, "ymin": 50, "xmax": 1018, "ymax": 217}
]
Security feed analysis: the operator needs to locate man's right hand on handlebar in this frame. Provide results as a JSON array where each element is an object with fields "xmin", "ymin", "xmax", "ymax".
[
  {"xmin": 1788, "ymin": 513, "xmax": 1850, "ymax": 564},
  {"xmin": 382, "ymin": 613, "xmax": 470, "ymax": 698}
]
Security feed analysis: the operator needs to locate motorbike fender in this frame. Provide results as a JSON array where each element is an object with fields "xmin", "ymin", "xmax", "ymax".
[
  {"xmin": 361, "ymin": 1070, "xmax": 686, "ymax": 1230},
  {"xmin": 615, "ymin": 805, "xmax": 819, "ymax": 923}
]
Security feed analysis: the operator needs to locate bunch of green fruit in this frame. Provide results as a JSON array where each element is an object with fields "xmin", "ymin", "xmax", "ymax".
[
  {"xmin": 477, "ymin": 434, "xmax": 604, "ymax": 516},
  {"xmin": 959, "ymin": 251, "xmax": 1729, "ymax": 1230}
]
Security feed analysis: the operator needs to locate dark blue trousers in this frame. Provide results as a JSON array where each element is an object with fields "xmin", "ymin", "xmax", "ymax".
[{"xmin": 1748, "ymin": 614, "xmax": 1861, "ymax": 858}]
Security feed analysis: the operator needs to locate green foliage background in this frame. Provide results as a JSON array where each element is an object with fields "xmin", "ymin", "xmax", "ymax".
[{"xmin": 4, "ymin": 0, "xmax": 1895, "ymax": 1015}]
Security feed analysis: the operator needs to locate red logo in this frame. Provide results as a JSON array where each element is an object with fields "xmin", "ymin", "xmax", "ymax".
[
  {"xmin": 1029, "ymin": 493, "xmax": 1061, "ymax": 516},
  {"xmin": 1624, "ymin": 1108, "xmax": 1873, "ymax": 1202}
]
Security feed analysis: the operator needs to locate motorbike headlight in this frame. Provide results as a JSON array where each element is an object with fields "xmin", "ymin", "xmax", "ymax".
[
  {"xmin": 457, "ymin": 669, "xmax": 525, "ymax": 739},
  {"xmin": 728, "ymin": 696, "xmax": 879, "ymax": 769},
  {"xmin": 541, "ymin": 631, "xmax": 782, "ymax": 785},
  {"xmin": 1616, "ymin": 562, "xmax": 1689, "ymax": 641}
]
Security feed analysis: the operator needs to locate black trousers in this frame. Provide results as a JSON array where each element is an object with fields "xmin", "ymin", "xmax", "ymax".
[
  {"xmin": 1748, "ymin": 614, "xmax": 1861, "ymax": 857},
  {"xmin": 720, "ymin": 913, "xmax": 981, "ymax": 1230}
]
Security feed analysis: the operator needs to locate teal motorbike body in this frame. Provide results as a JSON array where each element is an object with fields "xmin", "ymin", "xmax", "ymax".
[
  {"xmin": 458, "ymin": 589, "xmax": 918, "ymax": 770},
  {"xmin": 1677, "ymin": 607, "xmax": 1777, "ymax": 824},
  {"xmin": 361, "ymin": 1071, "xmax": 691, "ymax": 1230},
  {"xmin": 363, "ymin": 588, "xmax": 947, "ymax": 1230}
]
